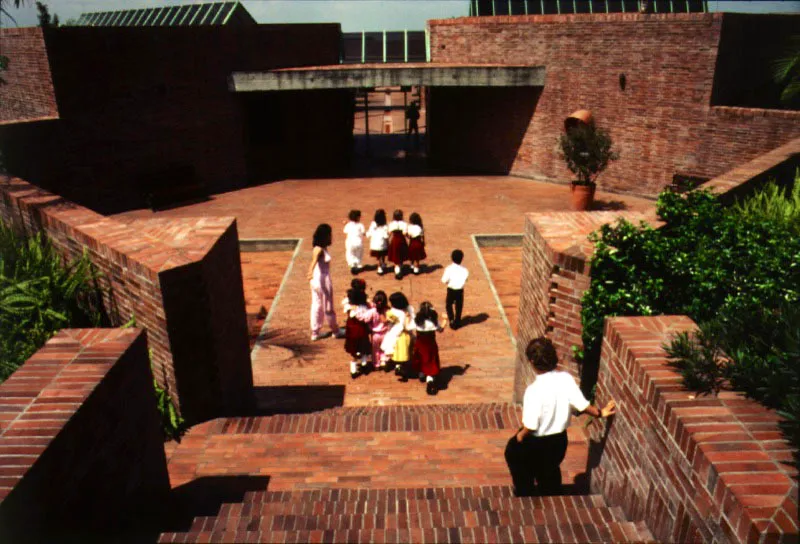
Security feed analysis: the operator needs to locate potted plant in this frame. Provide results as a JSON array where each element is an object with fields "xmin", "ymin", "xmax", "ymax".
[{"xmin": 558, "ymin": 123, "xmax": 619, "ymax": 211}]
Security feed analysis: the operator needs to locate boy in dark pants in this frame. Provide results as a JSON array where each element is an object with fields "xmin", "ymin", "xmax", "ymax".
[
  {"xmin": 505, "ymin": 337, "xmax": 616, "ymax": 496},
  {"xmin": 441, "ymin": 249, "xmax": 468, "ymax": 330}
]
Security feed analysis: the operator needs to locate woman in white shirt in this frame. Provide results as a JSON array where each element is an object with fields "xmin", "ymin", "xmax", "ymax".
[
  {"xmin": 366, "ymin": 209, "xmax": 390, "ymax": 275},
  {"xmin": 505, "ymin": 337, "xmax": 616, "ymax": 496},
  {"xmin": 343, "ymin": 209, "xmax": 365, "ymax": 274}
]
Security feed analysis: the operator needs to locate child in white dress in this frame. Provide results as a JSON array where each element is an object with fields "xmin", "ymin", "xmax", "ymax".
[
  {"xmin": 366, "ymin": 209, "xmax": 390, "ymax": 275},
  {"xmin": 343, "ymin": 209, "xmax": 365, "ymax": 275}
]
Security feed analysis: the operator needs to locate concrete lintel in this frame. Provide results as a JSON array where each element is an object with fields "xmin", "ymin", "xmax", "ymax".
[{"xmin": 230, "ymin": 66, "xmax": 546, "ymax": 92}]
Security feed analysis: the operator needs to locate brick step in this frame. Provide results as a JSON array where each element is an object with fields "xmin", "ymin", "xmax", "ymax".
[
  {"xmin": 160, "ymin": 520, "xmax": 653, "ymax": 543},
  {"xmin": 198, "ymin": 402, "xmax": 526, "ymax": 436},
  {"xmin": 240, "ymin": 485, "xmax": 601, "ymax": 507},
  {"xmin": 187, "ymin": 505, "xmax": 626, "ymax": 533}
]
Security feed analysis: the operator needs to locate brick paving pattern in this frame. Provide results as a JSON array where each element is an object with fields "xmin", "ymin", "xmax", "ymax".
[
  {"xmin": 115, "ymin": 177, "xmax": 654, "ymax": 542},
  {"xmin": 241, "ymin": 251, "xmax": 295, "ymax": 348},
  {"xmin": 480, "ymin": 246, "xmax": 522, "ymax": 336},
  {"xmin": 116, "ymin": 176, "xmax": 651, "ymax": 409}
]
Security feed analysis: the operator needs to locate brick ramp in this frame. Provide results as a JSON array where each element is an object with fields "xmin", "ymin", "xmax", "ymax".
[{"xmin": 158, "ymin": 404, "xmax": 654, "ymax": 542}]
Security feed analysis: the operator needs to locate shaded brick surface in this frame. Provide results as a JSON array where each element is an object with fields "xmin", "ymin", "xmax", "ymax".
[
  {"xmin": 0, "ymin": 24, "xmax": 344, "ymax": 213},
  {"xmin": 0, "ymin": 329, "xmax": 170, "ymax": 541},
  {"xmin": 429, "ymin": 12, "xmax": 800, "ymax": 197},
  {"xmin": 590, "ymin": 316, "xmax": 798, "ymax": 544},
  {"xmin": 0, "ymin": 176, "xmax": 253, "ymax": 423}
]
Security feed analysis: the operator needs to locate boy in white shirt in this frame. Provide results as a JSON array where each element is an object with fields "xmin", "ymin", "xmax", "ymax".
[
  {"xmin": 505, "ymin": 337, "xmax": 616, "ymax": 496},
  {"xmin": 441, "ymin": 249, "xmax": 469, "ymax": 330}
]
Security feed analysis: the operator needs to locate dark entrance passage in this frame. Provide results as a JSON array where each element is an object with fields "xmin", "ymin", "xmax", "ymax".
[
  {"xmin": 232, "ymin": 64, "xmax": 545, "ymax": 181},
  {"xmin": 428, "ymin": 86, "xmax": 542, "ymax": 174}
]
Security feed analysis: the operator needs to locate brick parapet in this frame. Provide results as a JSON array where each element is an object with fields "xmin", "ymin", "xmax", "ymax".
[
  {"xmin": 514, "ymin": 210, "xmax": 657, "ymax": 402},
  {"xmin": 590, "ymin": 316, "xmax": 798, "ymax": 544},
  {"xmin": 0, "ymin": 176, "xmax": 253, "ymax": 423},
  {"xmin": 429, "ymin": 12, "xmax": 719, "ymax": 26},
  {"xmin": 0, "ymin": 329, "xmax": 170, "ymax": 540}
]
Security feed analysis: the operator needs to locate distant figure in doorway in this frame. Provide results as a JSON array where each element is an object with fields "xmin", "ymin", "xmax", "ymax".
[
  {"xmin": 505, "ymin": 337, "xmax": 617, "ymax": 497},
  {"xmin": 307, "ymin": 223, "xmax": 343, "ymax": 342},
  {"xmin": 406, "ymin": 101, "xmax": 421, "ymax": 148}
]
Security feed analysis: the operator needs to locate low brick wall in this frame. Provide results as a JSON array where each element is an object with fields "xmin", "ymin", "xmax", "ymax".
[
  {"xmin": 590, "ymin": 316, "xmax": 798, "ymax": 544},
  {"xmin": 514, "ymin": 137, "xmax": 800, "ymax": 403},
  {"xmin": 0, "ymin": 329, "xmax": 170, "ymax": 541},
  {"xmin": 514, "ymin": 210, "xmax": 658, "ymax": 402},
  {"xmin": 0, "ymin": 176, "xmax": 253, "ymax": 423}
]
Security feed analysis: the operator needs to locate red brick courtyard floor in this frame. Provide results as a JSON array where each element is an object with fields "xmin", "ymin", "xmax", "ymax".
[
  {"xmin": 117, "ymin": 176, "xmax": 656, "ymax": 542},
  {"xmin": 117, "ymin": 175, "xmax": 651, "ymax": 409}
]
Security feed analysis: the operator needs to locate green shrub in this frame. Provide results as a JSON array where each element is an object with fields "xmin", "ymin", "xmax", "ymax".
[
  {"xmin": 581, "ymin": 180, "xmax": 800, "ymax": 455},
  {"xmin": 0, "ymin": 224, "xmax": 104, "ymax": 380},
  {"xmin": 730, "ymin": 169, "xmax": 800, "ymax": 234}
]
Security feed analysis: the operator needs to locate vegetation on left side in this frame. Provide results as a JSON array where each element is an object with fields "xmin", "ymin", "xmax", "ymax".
[{"xmin": 0, "ymin": 222, "xmax": 105, "ymax": 380}]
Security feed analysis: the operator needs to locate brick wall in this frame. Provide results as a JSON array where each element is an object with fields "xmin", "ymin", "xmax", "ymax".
[
  {"xmin": 0, "ymin": 329, "xmax": 170, "ymax": 541},
  {"xmin": 514, "ymin": 210, "xmax": 658, "ymax": 402},
  {"xmin": 0, "ymin": 24, "xmax": 343, "ymax": 213},
  {"xmin": 0, "ymin": 176, "xmax": 254, "ymax": 423},
  {"xmin": 429, "ymin": 13, "xmax": 800, "ymax": 197},
  {"xmin": 589, "ymin": 316, "xmax": 798, "ymax": 544},
  {"xmin": 0, "ymin": 27, "xmax": 58, "ymax": 123}
]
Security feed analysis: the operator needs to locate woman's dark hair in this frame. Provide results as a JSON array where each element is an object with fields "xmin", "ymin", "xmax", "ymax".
[
  {"xmin": 388, "ymin": 291, "xmax": 409, "ymax": 310},
  {"xmin": 348, "ymin": 209, "xmax": 361, "ymax": 222},
  {"xmin": 415, "ymin": 301, "xmax": 438, "ymax": 327},
  {"xmin": 393, "ymin": 209, "xmax": 403, "ymax": 221},
  {"xmin": 351, "ymin": 278, "xmax": 366, "ymax": 291},
  {"xmin": 374, "ymin": 209, "xmax": 387, "ymax": 226},
  {"xmin": 373, "ymin": 290, "xmax": 388, "ymax": 312},
  {"xmin": 525, "ymin": 337, "xmax": 558, "ymax": 373},
  {"xmin": 451, "ymin": 249, "xmax": 464, "ymax": 264},
  {"xmin": 312, "ymin": 224, "xmax": 332, "ymax": 248},
  {"xmin": 347, "ymin": 288, "xmax": 368, "ymax": 306},
  {"xmin": 409, "ymin": 212, "xmax": 422, "ymax": 228}
]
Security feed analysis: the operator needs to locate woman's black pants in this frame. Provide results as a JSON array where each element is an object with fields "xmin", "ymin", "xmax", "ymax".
[{"xmin": 504, "ymin": 430, "xmax": 568, "ymax": 496}]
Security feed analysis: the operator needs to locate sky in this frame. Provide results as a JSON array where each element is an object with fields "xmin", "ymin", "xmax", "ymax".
[{"xmin": 1, "ymin": 0, "xmax": 799, "ymax": 30}]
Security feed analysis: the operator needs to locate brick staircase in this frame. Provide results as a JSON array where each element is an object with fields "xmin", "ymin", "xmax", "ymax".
[{"xmin": 157, "ymin": 403, "xmax": 654, "ymax": 543}]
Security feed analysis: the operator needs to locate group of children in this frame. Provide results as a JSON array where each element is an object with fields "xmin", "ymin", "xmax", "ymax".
[
  {"xmin": 342, "ymin": 279, "xmax": 446, "ymax": 395},
  {"xmin": 344, "ymin": 209, "xmax": 426, "ymax": 279}
]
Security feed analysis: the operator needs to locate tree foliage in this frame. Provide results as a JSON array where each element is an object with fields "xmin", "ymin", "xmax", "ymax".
[{"xmin": 558, "ymin": 124, "xmax": 620, "ymax": 186}]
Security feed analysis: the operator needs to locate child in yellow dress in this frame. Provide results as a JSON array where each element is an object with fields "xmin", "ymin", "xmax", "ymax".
[{"xmin": 381, "ymin": 292, "xmax": 415, "ymax": 375}]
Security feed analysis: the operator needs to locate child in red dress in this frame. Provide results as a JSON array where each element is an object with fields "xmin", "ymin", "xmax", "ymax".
[
  {"xmin": 410, "ymin": 301, "xmax": 447, "ymax": 395},
  {"xmin": 407, "ymin": 212, "xmax": 426, "ymax": 275},
  {"xmin": 342, "ymin": 279, "xmax": 371, "ymax": 379},
  {"xmin": 387, "ymin": 209, "xmax": 408, "ymax": 280}
]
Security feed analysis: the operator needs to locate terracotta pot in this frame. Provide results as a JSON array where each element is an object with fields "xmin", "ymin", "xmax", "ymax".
[
  {"xmin": 564, "ymin": 109, "xmax": 594, "ymax": 132},
  {"xmin": 570, "ymin": 183, "xmax": 596, "ymax": 211}
]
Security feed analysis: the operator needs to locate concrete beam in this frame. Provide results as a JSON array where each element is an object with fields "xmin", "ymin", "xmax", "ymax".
[{"xmin": 230, "ymin": 65, "xmax": 546, "ymax": 91}]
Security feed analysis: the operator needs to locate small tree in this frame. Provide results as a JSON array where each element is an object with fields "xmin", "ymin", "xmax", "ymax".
[
  {"xmin": 558, "ymin": 124, "xmax": 619, "ymax": 187},
  {"xmin": 35, "ymin": 1, "xmax": 58, "ymax": 27}
]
